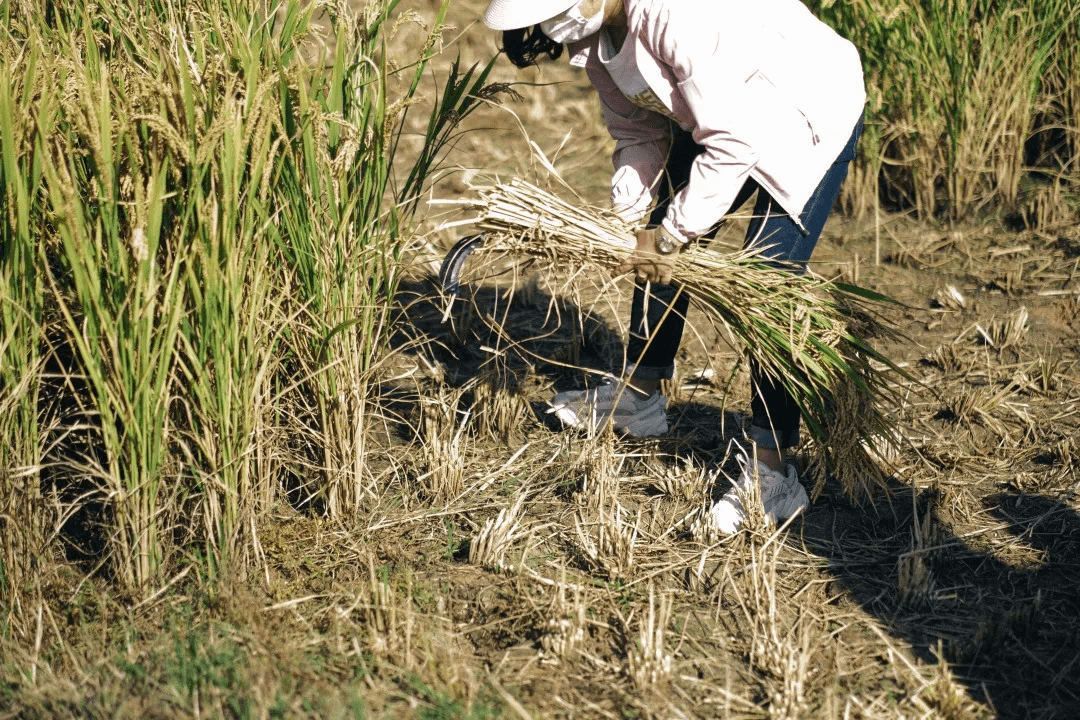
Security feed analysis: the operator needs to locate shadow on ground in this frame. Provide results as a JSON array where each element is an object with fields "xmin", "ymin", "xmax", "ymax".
[
  {"xmin": 396, "ymin": 271, "xmax": 1080, "ymax": 718},
  {"xmin": 393, "ymin": 276, "xmax": 625, "ymax": 389},
  {"xmin": 801, "ymin": 482, "xmax": 1080, "ymax": 719}
]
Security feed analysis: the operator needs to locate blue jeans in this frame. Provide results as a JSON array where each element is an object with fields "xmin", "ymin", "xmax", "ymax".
[{"xmin": 627, "ymin": 117, "xmax": 863, "ymax": 450}]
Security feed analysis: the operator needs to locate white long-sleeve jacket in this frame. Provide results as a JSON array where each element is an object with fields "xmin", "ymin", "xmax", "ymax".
[{"xmin": 566, "ymin": 0, "xmax": 865, "ymax": 242}]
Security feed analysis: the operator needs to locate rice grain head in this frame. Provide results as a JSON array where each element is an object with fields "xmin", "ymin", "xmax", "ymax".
[{"xmin": 806, "ymin": 376, "xmax": 894, "ymax": 504}]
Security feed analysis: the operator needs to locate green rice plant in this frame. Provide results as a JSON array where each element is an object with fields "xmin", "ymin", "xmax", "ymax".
[
  {"xmin": 1064, "ymin": 23, "xmax": 1080, "ymax": 164},
  {"xmin": 36, "ymin": 16, "xmax": 188, "ymax": 590},
  {"xmin": 272, "ymin": 0, "xmax": 404, "ymax": 518},
  {"xmin": 931, "ymin": 0, "xmax": 1066, "ymax": 218},
  {"xmin": 1042, "ymin": 12, "xmax": 1080, "ymax": 188},
  {"xmin": 809, "ymin": 0, "xmax": 904, "ymax": 220},
  {"xmin": 813, "ymin": 0, "xmax": 1077, "ymax": 221},
  {"xmin": 275, "ymin": 0, "xmax": 501, "ymax": 518},
  {"xmin": 810, "ymin": 0, "xmax": 931, "ymax": 215},
  {"xmin": 0, "ymin": 41, "xmax": 50, "ymax": 616},
  {"xmin": 1, "ymin": 0, "xmax": 514, "ymax": 591},
  {"xmin": 395, "ymin": 57, "xmax": 503, "ymax": 216},
  {"xmin": 165, "ymin": 1, "xmax": 310, "ymax": 574},
  {"xmin": 8, "ymin": 0, "xmax": 304, "ymax": 585}
]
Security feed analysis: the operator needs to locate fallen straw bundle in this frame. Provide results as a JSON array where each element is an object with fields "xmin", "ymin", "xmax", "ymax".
[{"xmin": 445, "ymin": 179, "xmax": 907, "ymax": 500}]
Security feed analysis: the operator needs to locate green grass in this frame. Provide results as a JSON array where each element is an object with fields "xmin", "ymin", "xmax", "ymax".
[{"xmin": 166, "ymin": 621, "xmax": 252, "ymax": 719}]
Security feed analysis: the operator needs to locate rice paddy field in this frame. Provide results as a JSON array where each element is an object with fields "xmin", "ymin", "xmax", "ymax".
[{"xmin": 1, "ymin": 0, "xmax": 1079, "ymax": 718}]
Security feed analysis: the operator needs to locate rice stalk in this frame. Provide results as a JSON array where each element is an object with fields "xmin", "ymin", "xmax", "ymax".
[
  {"xmin": 359, "ymin": 554, "xmax": 416, "ymax": 669},
  {"xmin": 812, "ymin": 0, "xmax": 1077, "ymax": 221},
  {"xmin": 977, "ymin": 306, "xmax": 1030, "ymax": 350},
  {"xmin": 38, "ymin": 26, "xmax": 188, "ymax": 589},
  {"xmin": 728, "ymin": 539, "xmax": 816, "ymax": 718},
  {"xmin": 468, "ymin": 494, "xmax": 526, "ymax": 572},
  {"xmin": 450, "ymin": 180, "xmax": 906, "ymax": 497},
  {"xmin": 734, "ymin": 455, "xmax": 770, "ymax": 537},
  {"xmin": 22, "ymin": 0, "xmax": 333, "ymax": 588},
  {"xmin": 897, "ymin": 505, "xmax": 940, "ymax": 609},
  {"xmin": 275, "ymin": 0, "xmax": 401, "ymax": 519},
  {"xmin": 625, "ymin": 583, "xmax": 673, "ymax": 689},
  {"xmin": 763, "ymin": 612, "xmax": 815, "ymax": 720},
  {"xmin": 468, "ymin": 366, "xmax": 532, "ymax": 444},
  {"xmin": 170, "ymin": 0, "xmax": 302, "ymax": 578},
  {"xmin": 688, "ymin": 499, "xmax": 720, "ymax": 546},
  {"xmin": 933, "ymin": 284, "xmax": 967, "ymax": 312},
  {"xmin": 0, "ymin": 0, "xmax": 510, "ymax": 594},
  {"xmin": 565, "ymin": 431, "xmax": 639, "ymax": 574},
  {"xmin": 275, "ymin": 0, "xmax": 504, "ymax": 519},
  {"xmin": 574, "ymin": 493, "xmax": 638, "ymax": 582},
  {"xmin": 647, "ymin": 455, "xmax": 713, "ymax": 504},
  {"xmin": 0, "ymin": 43, "xmax": 48, "ymax": 615},
  {"xmin": 575, "ymin": 426, "xmax": 622, "ymax": 500},
  {"xmin": 539, "ymin": 567, "xmax": 587, "ymax": 664},
  {"xmin": 417, "ymin": 390, "xmax": 468, "ymax": 503},
  {"xmin": 1020, "ymin": 179, "xmax": 1071, "ymax": 230},
  {"xmin": 926, "ymin": 642, "xmax": 986, "ymax": 719}
]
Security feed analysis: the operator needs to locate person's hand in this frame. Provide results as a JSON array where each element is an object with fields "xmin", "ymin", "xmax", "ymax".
[{"xmin": 618, "ymin": 226, "xmax": 685, "ymax": 284}]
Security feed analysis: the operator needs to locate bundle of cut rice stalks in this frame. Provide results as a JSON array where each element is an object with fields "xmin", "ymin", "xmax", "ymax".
[{"xmin": 441, "ymin": 179, "xmax": 909, "ymax": 502}]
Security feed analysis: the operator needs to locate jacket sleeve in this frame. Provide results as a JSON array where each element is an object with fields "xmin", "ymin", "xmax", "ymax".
[
  {"xmin": 583, "ymin": 60, "xmax": 672, "ymax": 224},
  {"xmin": 638, "ymin": 3, "xmax": 761, "ymax": 243}
]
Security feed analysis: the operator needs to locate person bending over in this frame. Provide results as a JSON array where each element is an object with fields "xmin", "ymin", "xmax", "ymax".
[{"xmin": 482, "ymin": 0, "xmax": 865, "ymax": 532}]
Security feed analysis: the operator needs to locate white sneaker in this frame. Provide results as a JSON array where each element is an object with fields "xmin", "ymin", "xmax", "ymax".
[
  {"xmin": 548, "ymin": 377, "xmax": 668, "ymax": 437},
  {"xmin": 710, "ymin": 453, "xmax": 809, "ymax": 534}
]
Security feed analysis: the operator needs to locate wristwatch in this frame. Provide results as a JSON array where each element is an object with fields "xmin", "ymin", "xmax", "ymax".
[{"xmin": 654, "ymin": 231, "xmax": 683, "ymax": 256}]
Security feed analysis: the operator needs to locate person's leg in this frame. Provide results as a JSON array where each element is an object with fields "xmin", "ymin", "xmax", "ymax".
[
  {"xmin": 548, "ymin": 131, "xmax": 699, "ymax": 434},
  {"xmin": 549, "ymin": 131, "xmax": 756, "ymax": 436},
  {"xmin": 626, "ymin": 282, "xmax": 690, "ymax": 394},
  {"xmin": 628, "ymin": 131, "xmax": 758, "ymax": 394},
  {"xmin": 709, "ymin": 118, "xmax": 864, "ymax": 533},
  {"xmin": 744, "ymin": 118, "xmax": 863, "ymax": 468}
]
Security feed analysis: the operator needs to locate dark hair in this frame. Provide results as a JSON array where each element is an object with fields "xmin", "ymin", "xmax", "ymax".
[{"xmin": 502, "ymin": 26, "xmax": 564, "ymax": 68}]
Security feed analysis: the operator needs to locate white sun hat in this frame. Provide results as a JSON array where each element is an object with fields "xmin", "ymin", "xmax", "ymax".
[{"xmin": 483, "ymin": 0, "xmax": 577, "ymax": 30}]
